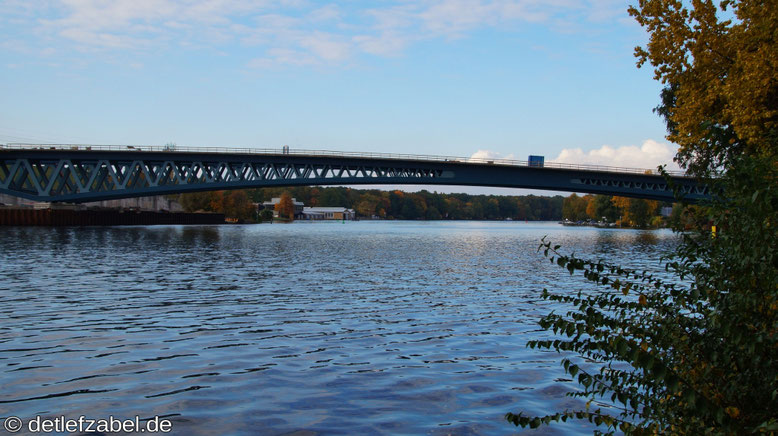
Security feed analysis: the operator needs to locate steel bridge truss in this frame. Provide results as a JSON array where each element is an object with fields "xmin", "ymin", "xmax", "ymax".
[
  {"xmin": 571, "ymin": 175, "xmax": 709, "ymax": 199},
  {"xmin": 0, "ymin": 147, "xmax": 709, "ymax": 203},
  {"xmin": 0, "ymin": 154, "xmax": 446, "ymax": 202}
]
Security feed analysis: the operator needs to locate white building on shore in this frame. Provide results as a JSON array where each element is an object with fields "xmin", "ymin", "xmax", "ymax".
[{"xmin": 302, "ymin": 207, "xmax": 355, "ymax": 221}]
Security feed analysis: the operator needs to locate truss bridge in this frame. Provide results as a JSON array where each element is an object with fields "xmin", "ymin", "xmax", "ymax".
[{"xmin": 0, "ymin": 144, "xmax": 708, "ymax": 203}]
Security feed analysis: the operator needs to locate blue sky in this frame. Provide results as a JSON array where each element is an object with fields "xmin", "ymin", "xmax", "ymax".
[{"xmin": 0, "ymin": 0, "xmax": 679, "ymax": 186}]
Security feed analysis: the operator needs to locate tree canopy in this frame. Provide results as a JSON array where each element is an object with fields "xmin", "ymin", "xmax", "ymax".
[
  {"xmin": 629, "ymin": 0, "xmax": 778, "ymax": 175},
  {"xmin": 275, "ymin": 191, "xmax": 295, "ymax": 220},
  {"xmin": 561, "ymin": 194, "xmax": 661, "ymax": 227},
  {"xmin": 247, "ymin": 186, "xmax": 565, "ymax": 221},
  {"xmin": 178, "ymin": 186, "xmax": 567, "ymax": 222},
  {"xmin": 178, "ymin": 190, "xmax": 255, "ymax": 220}
]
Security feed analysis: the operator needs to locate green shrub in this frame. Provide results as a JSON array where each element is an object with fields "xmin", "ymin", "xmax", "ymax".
[{"xmin": 507, "ymin": 156, "xmax": 778, "ymax": 434}]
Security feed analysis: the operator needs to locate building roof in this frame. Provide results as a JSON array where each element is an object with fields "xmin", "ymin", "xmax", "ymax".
[{"xmin": 303, "ymin": 207, "xmax": 354, "ymax": 213}]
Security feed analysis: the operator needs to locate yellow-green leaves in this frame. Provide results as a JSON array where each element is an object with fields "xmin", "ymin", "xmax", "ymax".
[
  {"xmin": 630, "ymin": 0, "xmax": 778, "ymax": 176},
  {"xmin": 513, "ymin": 161, "xmax": 778, "ymax": 435}
]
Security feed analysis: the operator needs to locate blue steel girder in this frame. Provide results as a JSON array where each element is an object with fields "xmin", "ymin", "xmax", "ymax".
[{"xmin": 0, "ymin": 149, "xmax": 708, "ymax": 203}]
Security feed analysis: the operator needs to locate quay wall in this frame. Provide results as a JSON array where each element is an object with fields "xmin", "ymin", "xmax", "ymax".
[{"xmin": 0, "ymin": 208, "xmax": 225, "ymax": 226}]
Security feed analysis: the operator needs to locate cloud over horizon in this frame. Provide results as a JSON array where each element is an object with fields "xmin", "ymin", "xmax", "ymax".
[
  {"xmin": 469, "ymin": 149, "xmax": 516, "ymax": 161},
  {"xmin": 469, "ymin": 141, "xmax": 679, "ymax": 171},
  {"xmin": 552, "ymin": 140, "xmax": 680, "ymax": 171}
]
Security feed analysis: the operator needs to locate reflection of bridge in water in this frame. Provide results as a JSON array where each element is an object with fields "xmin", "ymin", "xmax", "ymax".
[{"xmin": 0, "ymin": 144, "xmax": 708, "ymax": 203}]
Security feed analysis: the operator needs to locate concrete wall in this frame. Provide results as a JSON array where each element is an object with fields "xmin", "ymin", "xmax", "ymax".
[
  {"xmin": 0, "ymin": 208, "xmax": 224, "ymax": 226},
  {"xmin": 0, "ymin": 193, "xmax": 183, "ymax": 212},
  {"xmin": 0, "ymin": 193, "xmax": 35, "ymax": 207},
  {"xmin": 83, "ymin": 196, "xmax": 184, "ymax": 212}
]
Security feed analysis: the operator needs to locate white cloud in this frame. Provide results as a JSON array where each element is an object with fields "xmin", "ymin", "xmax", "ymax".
[
  {"xmin": 353, "ymin": 32, "xmax": 411, "ymax": 57},
  {"xmin": 5, "ymin": 1, "xmax": 636, "ymax": 67},
  {"xmin": 552, "ymin": 140, "xmax": 680, "ymax": 171},
  {"xmin": 469, "ymin": 149, "xmax": 515, "ymax": 161},
  {"xmin": 248, "ymin": 48, "xmax": 318, "ymax": 68},
  {"xmin": 299, "ymin": 33, "xmax": 351, "ymax": 62},
  {"xmin": 309, "ymin": 4, "xmax": 341, "ymax": 23},
  {"xmin": 418, "ymin": 0, "xmax": 497, "ymax": 36}
]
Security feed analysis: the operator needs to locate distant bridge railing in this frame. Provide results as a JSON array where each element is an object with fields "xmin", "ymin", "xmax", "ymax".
[{"xmin": 1, "ymin": 143, "xmax": 689, "ymax": 177}]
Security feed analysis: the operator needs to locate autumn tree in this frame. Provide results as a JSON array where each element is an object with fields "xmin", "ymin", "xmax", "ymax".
[
  {"xmin": 355, "ymin": 198, "xmax": 377, "ymax": 218},
  {"xmin": 275, "ymin": 192, "xmax": 295, "ymax": 221},
  {"xmin": 179, "ymin": 190, "xmax": 254, "ymax": 220},
  {"xmin": 626, "ymin": 198, "xmax": 654, "ymax": 228},
  {"xmin": 611, "ymin": 196, "xmax": 631, "ymax": 225},
  {"xmin": 610, "ymin": 196, "xmax": 660, "ymax": 228},
  {"xmin": 562, "ymin": 193, "xmax": 590, "ymax": 221},
  {"xmin": 508, "ymin": 1, "xmax": 778, "ymax": 433},
  {"xmin": 179, "ymin": 191, "xmax": 213, "ymax": 212},
  {"xmin": 585, "ymin": 196, "xmax": 597, "ymax": 220},
  {"xmin": 630, "ymin": 0, "xmax": 777, "ymax": 176},
  {"xmin": 589, "ymin": 195, "xmax": 620, "ymax": 222},
  {"xmin": 222, "ymin": 190, "xmax": 255, "ymax": 220}
]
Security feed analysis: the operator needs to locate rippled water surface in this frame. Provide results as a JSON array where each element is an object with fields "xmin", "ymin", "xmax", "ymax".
[{"xmin": 1, "ymin": 221, "xmax": 678, "ymax": 435}]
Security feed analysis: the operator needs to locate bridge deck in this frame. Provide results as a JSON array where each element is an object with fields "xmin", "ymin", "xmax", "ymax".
[
  {"xmin": 0, "ymin": 144, "xmax": 704, "ymax": 203},
  {"xmin": 1, "ymin": 143, "xmax": 687, "ymax": 177}
]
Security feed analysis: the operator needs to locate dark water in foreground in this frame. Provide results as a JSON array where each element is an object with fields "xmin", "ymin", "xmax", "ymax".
[{"xmin": 0, "ymin": 221, "xmax": 677, "ymax": 435}]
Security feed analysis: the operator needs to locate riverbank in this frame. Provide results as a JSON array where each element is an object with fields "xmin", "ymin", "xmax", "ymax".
[
  {"xmin": 560, "ymin": 219, "xmax": 618, "ymax": 228},
  {"xmin": 560, "ymin": 218, "xmax": 669, "ymax": 230}
]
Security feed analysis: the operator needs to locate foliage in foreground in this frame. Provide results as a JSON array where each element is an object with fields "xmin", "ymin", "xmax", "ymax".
[
  {"xmin": 506, "ymin": 156, "xmax": 777, "ymax": 433},
  {"xmin": 507, "ymin": 1, "xmax": 778, "ymax": 432}
]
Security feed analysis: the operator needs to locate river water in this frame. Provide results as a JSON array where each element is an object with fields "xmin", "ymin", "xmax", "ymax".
[{"xmin": 0, "ymin": 221, "xmax": 677, "ymax": 435}]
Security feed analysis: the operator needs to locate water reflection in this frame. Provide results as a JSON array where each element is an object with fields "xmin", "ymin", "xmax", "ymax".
[
  {"xmin": 180, "ymin": 226, "xmax": 221, "ymax": 246},
  {"xmin": 0, "ymin": 222, "xmax": 677, "ymax": 435},
  {"xmin": 634, "ymin": 230, "xmax": 660, "ymax": 246}
]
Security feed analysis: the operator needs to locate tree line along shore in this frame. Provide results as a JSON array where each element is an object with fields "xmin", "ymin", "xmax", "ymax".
[{"xmin": 176, "ymin": 186, "xmax": 685, "ymax": 229}]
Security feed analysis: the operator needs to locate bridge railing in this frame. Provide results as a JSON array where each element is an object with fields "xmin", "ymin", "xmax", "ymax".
[{"xmin": 0, "ymin": 143, "xmax": 688, "ymax": 177}]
